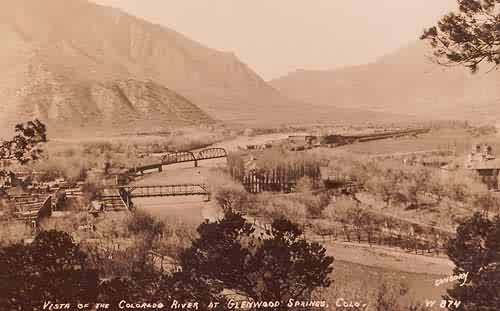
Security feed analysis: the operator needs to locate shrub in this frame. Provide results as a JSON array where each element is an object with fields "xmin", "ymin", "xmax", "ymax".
[
  {"xmin": 326, "ymin": 198, "xmax": 359, "ymax": 221},
  {"xmin": 33, "ymin": 156, "xmax": 90, "ymax": 183},
  {"xmin": 0, "ymin": 221, "xmax": 33, "ymax": 246},
  {"xmin": 214, "ymin": 187, "xmax": 250, "ymax": 212},
  {"xmin": 155, "ymin": 219, "xmax": 197, "ymax": 261},
  {"xmin": 127, "ymin": 209, "xmax": 165, "ymax": 241},
  {"xmin": 258, "ymin": 196, "xmax": 307, "ymax": 223},
  {"xmin": 39, "ymin": 212, "xmax": 93, "ymax": 239},
  {"xmin": 82, "ymin": 142, "xmax": 114, "ymax": 155},
  {"xmin": 296, "ymin": 176, "xmax": 314, "ymax": 193},
  {"xmin": 0, "ymin": 200, "xmax": 17, "ymax": 220},
  {"xmin": 81, "ymin": 181, "xmax": 100, "ymax": 203},
  {"xmin": 374, "ymin": 282, "xmax": 425, "ymax": 311},
  {"xmin": 296, "ymin": 192, "xmax": 331, "ymax": 218}
]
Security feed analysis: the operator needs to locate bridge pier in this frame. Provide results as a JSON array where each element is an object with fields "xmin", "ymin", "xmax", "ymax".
[
  {"xmin": 194, "ymin": 160, "xmax": 198, "ymax": 168},
  {"xmin": 158, "ymin": 165, "xmax": 163, "ymax": 172}
]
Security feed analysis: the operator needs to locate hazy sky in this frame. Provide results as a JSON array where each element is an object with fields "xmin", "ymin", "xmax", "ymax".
[{"xmin": 93, "ymin": 0, "xmax": 457, "ymax": 80}]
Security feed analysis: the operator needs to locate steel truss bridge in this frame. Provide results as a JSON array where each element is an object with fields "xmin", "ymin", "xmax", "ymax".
[
  {"xmin": 100, "ymin": 183, "xmax": 211, "ymax": 211},
  {"xmin": 129, "ymin": 147, "xmax": 227, "ymax": 174}
]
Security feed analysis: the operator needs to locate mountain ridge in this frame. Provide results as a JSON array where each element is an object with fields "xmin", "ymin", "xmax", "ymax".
[{"xmin": 270, "ymin": 41, "xmax": 500, "ymax": 123}]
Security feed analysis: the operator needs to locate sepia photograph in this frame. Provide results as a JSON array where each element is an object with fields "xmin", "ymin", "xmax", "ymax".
[{"xmin": 0, "ymin": 0, "xmax": 499, "ymax": 310}]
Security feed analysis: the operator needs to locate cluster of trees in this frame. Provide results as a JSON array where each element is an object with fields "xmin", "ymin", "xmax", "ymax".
[
  {"xmin": 0, "ymin": 120, "xmax": 109, "ymax": 198},
  {"xmin": 215, "ymin": 186, "xmax": 331, "ymax": 227},
  {"xmin": 228, "ymin": 149, "xmax": 322, "ymax": 182},
  {"xmin": 363, "ymin": 163, "xmax": 460, "ymax": 209},
  {"xmin": 327, "ymin": 157, "xmax": 499, "ymax": 214},
  {"xmin": 33, "ymin": 142, "xmax": 117, "ymax": 184},
  {"xmin": 17, "ymin": 126, "xmax": 226, "ymax": 186},
  {"xmin": 321, "ymin": 199, "xmax": 451, "ymax": 253},
  {"xmin": 81, "ymin": 209, "xmax": 171, "ymax": 279},
  {"xmin": 256, "ymin": 193, "xmax": 330, "ymax": 224},
  {"xmin": 0, "ymin": 211, "xmax": 334, "ymax": 311},
  {"xmin": 253, "ymin": 149, "xmax": 322, "ymax": 171}
]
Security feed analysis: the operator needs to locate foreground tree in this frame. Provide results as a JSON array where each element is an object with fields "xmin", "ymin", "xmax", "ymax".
[
  {"xmin": 0, "ymin": 119, "xmax": 47, "ymax": 184},
  {"xmin": 180, "ymin": 210, "xmax": 334, "ymax": 307},
  {"xmin": 421, "ymin": 0, "xmax": 499, "ymax": 72},
  {"xmin": 1, "ymin": 213, "xmax": 334, "ymax": 310},
  {"xmin": 445, "ymin": 213, "xmax": 500, "ymax": 310},
  {"xmin": 0, "ymin": 119, "xmax": 47, "ymax": 165},
  {"xmin": 152, "ymin": 272, "xmax": 227, "ymax": 311},
  {"xmin": 0, "ymin": 230, "xmax": 99, "ymax": 310}
]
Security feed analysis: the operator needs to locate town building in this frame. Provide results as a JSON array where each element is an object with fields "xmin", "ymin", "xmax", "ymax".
[{"xmin": 465, "ymin": 144, "xmax": 500, "ymax": 190}]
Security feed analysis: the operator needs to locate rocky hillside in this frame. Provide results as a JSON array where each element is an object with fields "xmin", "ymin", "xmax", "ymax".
[
  {"xmin": 270, "ymin": 41, "xmax": 500, "ymax": 123},
  {"xmin": 1, "ymin": 74, "xmax": 213, "ymax": 136}
]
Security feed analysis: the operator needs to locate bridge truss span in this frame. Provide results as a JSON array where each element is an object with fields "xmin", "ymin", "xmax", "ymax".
[
  {"xmin": 129, "ymin": 147, "xmax": 228, "ymax": 174},
  {"xmin": 161, "ymin": 151, "xmax": 197, "ymax": 165},
  {"xmin": 195, "ymin": 148, "xmax": 227, "ymax": 160},
  {"xmin": 160, "ymin": 147, "xmax": 228, "ymax": 167},
  {"xmin": 126, "ymin": 183, "xmax": 209, "ymax": 198},
  {"xmin": 100, "ymin": 183, "xmax": 211, "ymax": 211}
]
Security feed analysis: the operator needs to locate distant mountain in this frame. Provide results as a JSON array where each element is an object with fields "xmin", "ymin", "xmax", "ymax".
[
  {"xmin": 0, "ymin": 0, "xmax": 415, "ymax": 137},
  {"xmin": 270, "ymin": 41, "xmax": 500, "ymax": 123}
]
